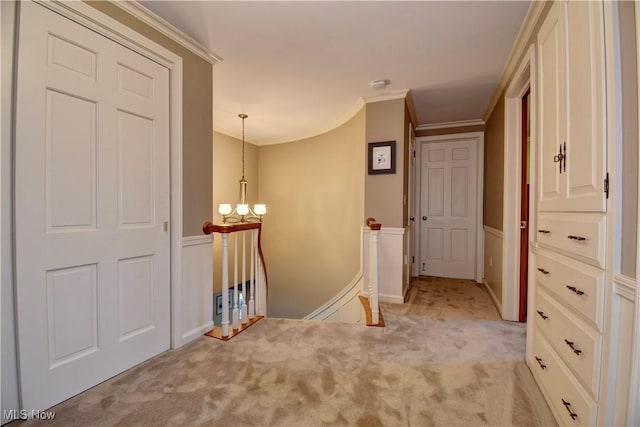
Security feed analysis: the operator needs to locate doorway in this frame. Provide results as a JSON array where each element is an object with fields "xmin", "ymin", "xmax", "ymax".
[
  {"xmin": 519, "ymin": 89, "xmax": 531, "ymax": 322},
  {"xmin": 416, "ymin": 132, "xmax": 484, "ymax": 282}
]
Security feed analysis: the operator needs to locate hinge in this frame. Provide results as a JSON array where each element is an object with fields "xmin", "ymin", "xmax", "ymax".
[{"xmin": 604, "ymin": 173, "xmax": 609, "ymax": 199}]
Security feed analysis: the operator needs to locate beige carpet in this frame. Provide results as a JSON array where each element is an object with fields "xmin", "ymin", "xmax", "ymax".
[{"xmin": 18, "ymin": 277, "xmax": 556, "ymax": 427}]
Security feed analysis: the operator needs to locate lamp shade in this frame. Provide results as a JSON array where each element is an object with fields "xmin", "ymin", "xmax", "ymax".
[
  {"xmin": 237, "ymin": 204, "xmax": 249, "ymax": 216},
  {"xmin": 218, "ymin": 203, "xmax": 232, "ymax": 215},
  {"xmin": 254, "ymin": 204, "xmax": 266, "ymax": 215}
]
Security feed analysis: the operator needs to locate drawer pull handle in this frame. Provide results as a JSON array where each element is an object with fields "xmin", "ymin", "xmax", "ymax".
[
  {"xmin": 535, "ymin": 356, "xmax": 547, "ymax": 370},
  {"xmin": 561, "ymin": 398, "xmax": 578, "ymax": 421},
  {"xmin": 538, "ymin": 229, "xmax": 551, "ymax": 234},
  {"xmin": 566, "ymin": 285, "xmax": 585, "ymax": 296},
  {"xmin": 564, "ymin": 339, "xmax": 583, "ymax": 355},
  {"xmin": 536, "ymin": 310, "xmax": 549, "ymax": 320},
  {"xmin": 537, "ymin": 268, "xmax": 550, "ymax": 275},
  {"xmin": 567, "ymin": 235, "xmax": 587, "ymax": 241}
]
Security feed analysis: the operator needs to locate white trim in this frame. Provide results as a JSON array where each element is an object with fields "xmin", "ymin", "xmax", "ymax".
[
  {"xmin": 415, "ymin": 119, "xmax": 485, "ymax": 131},
  {"xmin": 182, "ymin": 235, "xmax": 213, "ymax": 247},
  {"xmin": 483, "ymin": 225, "xmax": 504, "ymax": 239},
  {"xmin": 362, "ymin": 89, "xmax": 410, "ymax": 104},
  {"xmin": 631, "ymin": 2, "xmax": 640, "ymax": 424},
  {"xmin": 415, "ymin": 131, "xmax": 484, "ymax": 283},
  {"xmin": 303, "ymin": 272, "xmax": 363, "ymax": 320},
  {"xmin": 378, "ymin": 227, "xmax": 406, "ymax": 236},
  {"xmin": 110, "ymin": 1, "xmax": 222, "ymax": 65},
  {"xmin": 502, "ymin": 44, "xmax": 535, "ymax": 323},
  {"xmin": 181, "ymin": 322, "xmax": 214, "ymax": 342},
  {"xmin": 484, "ymin": 1, "xmax": 547, "ymax": 121},
  {"xmin": 378, "ymin": 292, "xmax": 405, "ymax": 305},
  {"xmin": 613, "ymin": 275, "xmax": 637, "ymax": 301},
  {"xmin": 37, "ymin": 0, "xmax": 186, "ymax": 350}
]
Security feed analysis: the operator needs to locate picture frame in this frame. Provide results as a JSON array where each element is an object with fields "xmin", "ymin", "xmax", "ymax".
[{"xmin": 368, "ymin": 141, "xmax": 396, "ymax": 175}]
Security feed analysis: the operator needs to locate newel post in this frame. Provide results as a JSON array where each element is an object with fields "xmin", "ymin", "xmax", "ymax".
[{"xmin": 366, "ymin": 217, "xmax": 381, "ymax": 324}]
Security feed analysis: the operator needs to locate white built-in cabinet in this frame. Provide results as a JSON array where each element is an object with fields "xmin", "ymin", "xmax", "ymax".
[{"xmin": 530, "ymin": 1, "xmax": 614, "ymax": 425}]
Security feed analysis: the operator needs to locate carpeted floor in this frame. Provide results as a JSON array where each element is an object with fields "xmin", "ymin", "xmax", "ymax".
[{"xmin": 18, "ymin": 276, "xmax": 556, "ymax": 427}]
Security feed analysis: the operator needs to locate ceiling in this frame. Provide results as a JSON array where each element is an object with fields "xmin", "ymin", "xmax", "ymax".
[{"xmin": 139, "ymin": 1, "xmax": 530, "ymax": 145}]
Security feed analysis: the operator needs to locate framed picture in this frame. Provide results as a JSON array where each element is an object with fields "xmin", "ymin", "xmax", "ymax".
[{"xmin": 368, "ymin": 141, "xmax": 396, "ymax": 174}]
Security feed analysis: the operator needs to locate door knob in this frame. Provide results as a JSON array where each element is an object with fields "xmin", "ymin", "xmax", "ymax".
[{"xmin": 422, "ymin": 216, "xmax": 427, "ymax": 221}]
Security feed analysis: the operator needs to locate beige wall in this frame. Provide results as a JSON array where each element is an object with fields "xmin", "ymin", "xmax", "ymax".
[
  {"xmin": 259, "ymin": 109, "xmax": 366, "ymax": 319},
  {"xmin": 619, "ymin": 0, "xmax": 638, "ymax": 278},
  {"xmin": 365, "ymin": 98, "xmax": 407, "ymax": 228},
  {"xmin": 88, "ymin": 1, "xmax": 213, "ymax": 237},
  {"xmin": 484, "ymin": 97, "xmax": 505, "ymax": 230}
]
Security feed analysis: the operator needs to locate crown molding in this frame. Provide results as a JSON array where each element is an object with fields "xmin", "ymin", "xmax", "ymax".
[
  {"xmin": 362, "ymin": 89, "xmax": 410, "ymax": 104},
  {"xmin": 416, "ymin": 119, "xmax": 485, "ymax": 131},
  {"xmin": 112, "ymin": 1, "xmax": 223, "ymax": 65},
  {"xmin": 483, "ymin": 0, "xmax": 547, "ymax": 121}
]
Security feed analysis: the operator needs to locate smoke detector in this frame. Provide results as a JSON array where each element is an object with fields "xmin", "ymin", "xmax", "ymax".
[{"xmin": 370, "ymin": 79, "xmax": 390, "ymax": 90}]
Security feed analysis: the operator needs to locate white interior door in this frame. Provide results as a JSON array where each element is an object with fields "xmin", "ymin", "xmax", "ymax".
[
  {"xmin": 15, "ymin": 1, "xmax": 170, "ymax": 411},
  {"xmin": 419, "ymin": 138, "xmax": 477, "ymax": 280}
]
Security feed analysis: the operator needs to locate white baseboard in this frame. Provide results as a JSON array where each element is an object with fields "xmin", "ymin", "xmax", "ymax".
[{"xmin": 181, "ymin": 321, "xmax": 214, "ymax": 344}]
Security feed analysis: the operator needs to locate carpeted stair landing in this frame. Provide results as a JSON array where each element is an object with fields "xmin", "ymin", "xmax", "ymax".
[{"xmin": 18, "ymin": 277, "xmax": 556, "ymax": 426}]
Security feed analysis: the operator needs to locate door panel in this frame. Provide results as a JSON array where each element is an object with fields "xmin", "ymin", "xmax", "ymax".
[
  {"xmin": 420, "ymin": 138, "xmax": 477, "ymax": 279},
  {"xmin": 537, "ymin": 0, "xmax": 565, "ymax": 211},
  {"xmin": 565, "ymin": 0, "xmax": 606, "ymax": 212},
  {"xmin": 15, "ymin": 2, "xmax": 170, "ymax": 411}
]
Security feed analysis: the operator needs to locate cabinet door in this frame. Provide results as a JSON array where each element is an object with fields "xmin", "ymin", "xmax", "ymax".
[
  {"xmin": 564, "ymin": 1, "xmax": 607, "ymax": 212},
  {"xmin": 537, "ymin": 0, "xmax": 566, "ymax": 212}
]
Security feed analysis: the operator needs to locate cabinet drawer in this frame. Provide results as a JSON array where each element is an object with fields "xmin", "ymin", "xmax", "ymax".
[
  {"xmin": 537, "ymin": 213, "xmax": 606, "ymax": 268},
  {"xmin": 530, "ymin": 332, "xmax": 597, "ymax": 426},
  {"xmin": 536, "ymin": 249, "xmax": 605, "ymax": 331},
  {"xmin": 535, "ymin": 289, "xmax": 602, "ymax": 398}
]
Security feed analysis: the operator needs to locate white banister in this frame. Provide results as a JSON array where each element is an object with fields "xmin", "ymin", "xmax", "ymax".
[
  {"xmin": 221, "ymin": 233, "xmax": 230, "ymax": 337},
  {"xmin": 202, "ymin": 221, "xmax": 269, "ymax": 339},
  {"xmin": 249, "ymin": 229, "xmax": 256, "ymax": 319},
  {"xmin": 241, "ymin": 231, "xmax": 248, "ymax": 324},
  {"xmin": 232, "ymin": 233, "xmax": 239, "ymax": 330},
  {"xmin": 368, "ymin": 224, "xmax": 380, "ymax": 324},
  {"xmin": 362, "ymin": 217, "xmax": 383, "ymax": 327}
]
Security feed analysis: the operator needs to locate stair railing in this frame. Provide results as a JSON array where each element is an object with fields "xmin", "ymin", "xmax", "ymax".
[
  {"xmin": 366, "ymin": 217, "xmax": 381, "ymax": 324},
  {"xmin": 203, "ymin": 221, "xmax": 268, "ymax": 338}
]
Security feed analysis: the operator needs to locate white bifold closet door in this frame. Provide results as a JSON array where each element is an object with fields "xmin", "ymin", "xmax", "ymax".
[{"xmin": 15, "ymin": 1, "xmax": 171, "ymax": 411}]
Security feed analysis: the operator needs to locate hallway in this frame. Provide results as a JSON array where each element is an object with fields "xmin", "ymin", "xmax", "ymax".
[{"xmin": 16, "ymin": 277, "xmax": 555, "ymax": 427}]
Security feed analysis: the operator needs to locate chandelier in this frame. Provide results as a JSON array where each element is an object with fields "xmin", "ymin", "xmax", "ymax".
[{"xmin": 218, "ymin": 114, "xmax": 266, "ymax": 224}]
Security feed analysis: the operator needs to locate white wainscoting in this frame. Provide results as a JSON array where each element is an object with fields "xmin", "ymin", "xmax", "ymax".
[
  {"xmin": 304, "ymin": 273, "xmax": 364, "ymax": 322},
  {"xmin": 483, "ymin": 225, "xmax": 503, "ymax": 316},
  {"xmin": 605, "ymin": 275, "xmax": 639, "ymax": 425},
  {"xmin": 180, "ymin": 235, "xmax": 213, "ymax": 345},
  {"xmin": 363, "ymin": 227, "xmax": 407, "ymax": 304}
]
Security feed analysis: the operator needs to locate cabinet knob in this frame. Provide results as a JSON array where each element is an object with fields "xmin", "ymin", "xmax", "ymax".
[
  {"xmin": 567, "ymin": 235, "xmax": 587, "ymax": 241},
  {"xmin": 536, "ymin": 310, "xmax": 549, "ymax": 320},
  {"xmin": 537, "ymin": 268, "xmax": 550, "ymax": 275},
  {"xmin": 534, "ymin": 356, "xmax": 547, "ymax": 370},
  {"xmin": 538, "ymin": 229, "xmax": 551, "ymax": 234}
]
